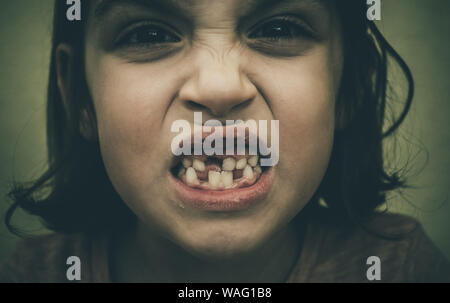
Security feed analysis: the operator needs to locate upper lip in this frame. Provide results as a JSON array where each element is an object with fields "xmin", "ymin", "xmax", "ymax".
[{"xmin": 170, "ymin": 125, "xmax": 269, "ymax": 168}]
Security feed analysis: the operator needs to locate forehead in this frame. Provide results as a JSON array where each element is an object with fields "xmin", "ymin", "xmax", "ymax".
[{"xmin": 92, "ymin": 0, "xmax": 330, "ymax": 19}]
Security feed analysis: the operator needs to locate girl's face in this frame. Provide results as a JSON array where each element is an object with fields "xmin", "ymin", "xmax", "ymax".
[{"xmin": 82, "ymin": 0, "xmax": 343, "ymax": 258}]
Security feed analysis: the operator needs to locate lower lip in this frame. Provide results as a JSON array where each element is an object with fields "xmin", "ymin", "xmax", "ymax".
[{"xmin": 168, "ymin": 168, "xmax": 275, "ymax": 212}]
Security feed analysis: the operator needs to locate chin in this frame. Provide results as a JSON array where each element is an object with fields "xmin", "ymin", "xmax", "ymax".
[{"xmin": 174, "ymin": 226, "xmax": 267, "ymax": 261}]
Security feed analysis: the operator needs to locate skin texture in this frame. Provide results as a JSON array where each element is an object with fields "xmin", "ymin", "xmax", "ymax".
[{"xmin": 57, "ymin": 0, "xmax": 343, "ymax": 282}]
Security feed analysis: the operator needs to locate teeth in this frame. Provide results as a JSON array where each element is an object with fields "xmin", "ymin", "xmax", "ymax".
[
  {"xmin": 208, "ymin": 171, "xmax": 221, "ymax": 189},
  {"xmin": 181, "ymin": 156, "xmax": 262, "ymax": 188},
  {"xmin": 254, "ymin": 165, "xmax": 262, "ymax": 174},
  {"xmin": 192, "ymin": 159, "xmax": 206, "ymax": 171},
  {"xmin": 182, "ymin": 158, "xmax": 192, "ymax": 168},
  {"xmin": 248, "ymin": 155, "xmax": 259, "ymax": 167},
  {"xmin": 243, "ymin": 165, "xmax": 254, "ymax": 179},
  {"xmin": 221, "ymin": 171, "xmax": 233, "ymax": 188},
  {"xmin": 222, "ymin": 157, "xmax": 236, "ymax": 171},
  {"xmin": 186, "ymin": 167, "xmax": 199, "ymax": 185},
  {"xmin": 236, "ymin": 158, "xmax": 247, "ymax": 170},
  {"xmin": 178, "ymin": 167, "xmax": 186, "ymax": 178}
]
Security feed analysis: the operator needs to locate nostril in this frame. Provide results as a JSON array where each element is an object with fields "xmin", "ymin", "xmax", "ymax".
[{"xmin": 185, "ymin": 100, "xmax": 207, "ymax": 111}]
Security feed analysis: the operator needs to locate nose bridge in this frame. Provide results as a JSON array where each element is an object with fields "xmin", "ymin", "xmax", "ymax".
[
  {"xmin": 178, "ymin": 40, "xmax": 256, "ymax": 117},
  {"xmin": 199, "ymin": 47, "xmax": 242, "ymax": 97}
]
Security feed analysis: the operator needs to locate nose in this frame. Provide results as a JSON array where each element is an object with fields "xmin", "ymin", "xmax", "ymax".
[{"xmin": 178, "ymin": 49, "xmax": 257, "ymax": 118}]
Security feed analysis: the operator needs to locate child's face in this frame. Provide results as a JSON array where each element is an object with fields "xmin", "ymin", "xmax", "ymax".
[{"xmin": 83, "ymin": 0, "xmax": 342, "ymax": 257}]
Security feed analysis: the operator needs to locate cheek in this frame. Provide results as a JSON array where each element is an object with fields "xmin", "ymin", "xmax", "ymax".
[
  {"xmin": 250, "ymin": 47, "xmax": 339, "ymax": 189},
  {"xmin": 279, "ymin": 67, "xmax": 336, "ymax": 172},
  {"xmin": 85, "ymin": 55, "xmax": 177, "ymax": 190}
]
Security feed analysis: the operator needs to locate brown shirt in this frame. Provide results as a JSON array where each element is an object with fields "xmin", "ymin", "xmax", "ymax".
[{"xmin": 1, "ymin": 213, "xmax": 449, "ymax": 283}]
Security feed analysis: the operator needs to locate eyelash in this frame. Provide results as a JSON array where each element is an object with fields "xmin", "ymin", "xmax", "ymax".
[
  {"xmin": 248, "ymin": 15, "xmax": 315, "ymax": 42},
  {"xmin": 115, "ymin": 21, "xmax": 182, "ymax": 48},
  {"xmin": 114, "ymin": 15, "xmax": 314, "ymax": 50}
]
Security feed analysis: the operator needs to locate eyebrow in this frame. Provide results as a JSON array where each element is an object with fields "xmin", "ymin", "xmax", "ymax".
[{"xmin": 94, "ymin": 0, "xmax": 327, "ymax": 20}]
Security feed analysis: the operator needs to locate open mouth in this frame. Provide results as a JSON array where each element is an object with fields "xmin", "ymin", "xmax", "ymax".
[
  {"xmin": 168, "ymin": 133, "xmax": 275, "ymax": 211},
  {"xmin": 170, "ymin": 152, "xmax": 268, "ymax": 191}
]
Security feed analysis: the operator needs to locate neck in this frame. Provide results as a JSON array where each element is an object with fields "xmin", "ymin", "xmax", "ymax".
[{"xmin": 111, "ymin": 217, "xmax": 307, "ymax": 283}]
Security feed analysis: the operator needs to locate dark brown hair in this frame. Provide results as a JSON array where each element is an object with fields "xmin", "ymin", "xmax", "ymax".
[{"xmin": 5, "ymin": 0, "xmax": 414, "ymax": 235}]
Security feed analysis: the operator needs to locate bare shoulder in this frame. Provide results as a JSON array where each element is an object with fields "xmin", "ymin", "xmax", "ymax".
[{"xmin": 0, "ymin": 233, "xmax": 88, "ymax": 283}]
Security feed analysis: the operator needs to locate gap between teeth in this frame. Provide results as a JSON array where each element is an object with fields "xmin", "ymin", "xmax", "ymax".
[{"xmin": 180, "ymin": 156, "xmax": 262, "ymax": 189}]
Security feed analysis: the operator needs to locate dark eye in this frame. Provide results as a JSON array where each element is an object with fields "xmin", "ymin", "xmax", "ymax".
[
  {"xmin": 116, "ymin": 24, "xmax": 181, "ymax": 47},
  {"xmin": 249, "ymin": 17, "xmax": 313, "ymax": 41}
]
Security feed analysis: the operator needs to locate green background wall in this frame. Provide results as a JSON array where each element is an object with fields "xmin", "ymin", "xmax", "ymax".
[{"xmin": 1, "ymin": 0, "xmax": 449, "ymax": 264}]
